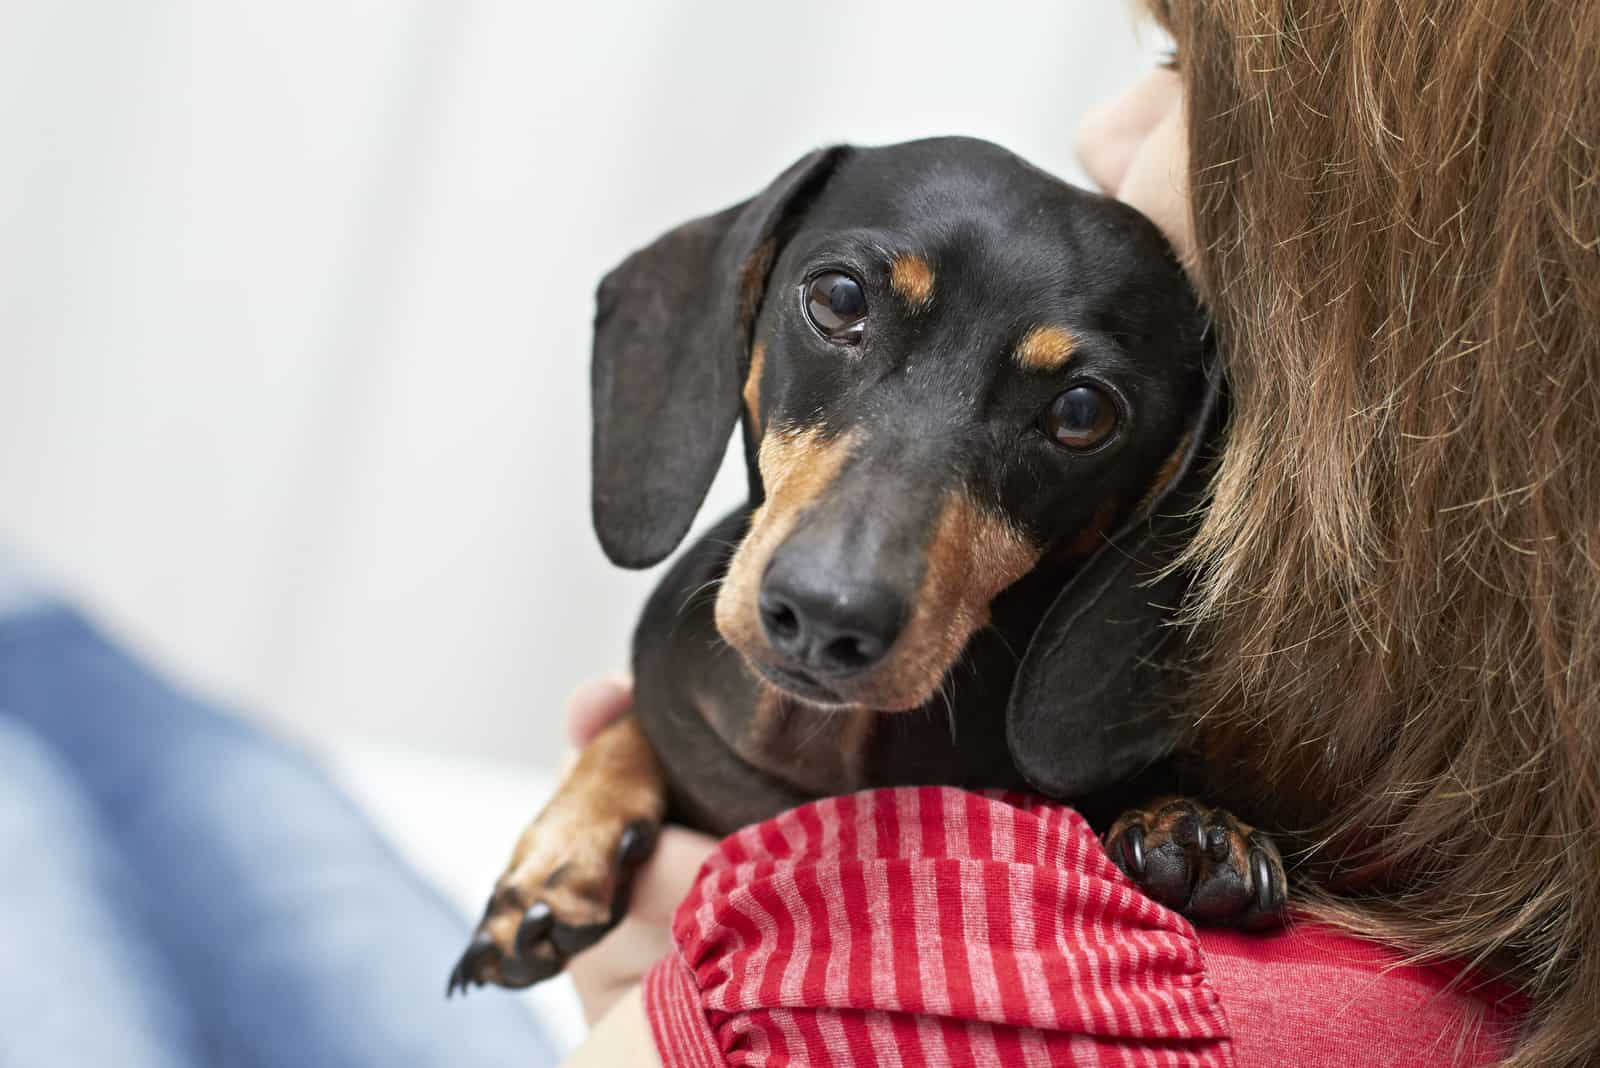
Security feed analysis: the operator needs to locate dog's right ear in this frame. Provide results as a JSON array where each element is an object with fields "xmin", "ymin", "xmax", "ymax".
[{"xmin": 591, "ymin": 147, "xmax": 850, "ymax": 569}]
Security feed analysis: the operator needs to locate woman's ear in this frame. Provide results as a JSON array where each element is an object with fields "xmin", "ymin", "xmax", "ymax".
[
  {"xmin": 590, "ymin": 146, "xmax": 850, "ymax": 569},
  {"xmin": 1007, "ymin": 369, "xmax": 1223, "ymax": 799}
]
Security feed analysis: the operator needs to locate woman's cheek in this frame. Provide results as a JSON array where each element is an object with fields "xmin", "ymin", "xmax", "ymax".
[
  {"xmin": 1076, "ymin": 68, "xmax": 1180, "ymax": 198},
  {"xmin": 1115, "ymin": 102, "xmax": 1194, "ymax": 263}
]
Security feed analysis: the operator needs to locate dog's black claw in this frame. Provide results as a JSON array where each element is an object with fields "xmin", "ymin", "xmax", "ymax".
[
  {"xmin": 1114, "ymin": 824, "xmax": 1146, "ymax": 878},
  {"xmin": 1251, "ymin": 846, "xmax": 1280, "ymax": 916},
  {"xmin": 515, "ymin": 901, "xmax": 555, "ymax": 958},
  {"xmin": 605, "ymin": 818, "xmax": 662, "ymax": 922},
  {"xmin": 619, "ymin": 819, "xmax": 660, "ymax": 868},
  {"xmin": 449, "ymin": 932, "xmax": 499, "ymax": 997}
]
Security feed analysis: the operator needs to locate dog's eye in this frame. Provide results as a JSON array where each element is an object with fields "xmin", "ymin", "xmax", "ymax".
[
  {"xmin": 1041, "ymin": 385, "xmax": 1118, "ymax": 449},
  {"xmin": 804, "ymin": 272, "xmax": 867, "ymax": 343}
]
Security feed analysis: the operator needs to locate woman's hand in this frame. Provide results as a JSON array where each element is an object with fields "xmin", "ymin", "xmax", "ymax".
[{"xmin": 560, "ymin": 678, "xmax": 718, "ymax": 1025}]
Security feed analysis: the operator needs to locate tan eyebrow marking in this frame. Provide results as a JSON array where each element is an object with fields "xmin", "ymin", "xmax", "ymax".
[
  {"xmin": 743, "ymin": 341, "xmax": 766, "ymax": 437},
  {"xmin": 1013, "ymin": 325, "xmax": 1079, "ymax": 371},
  {"xmin": 889, "ymin": 254, "xmax": 935, "ymax": 310}
]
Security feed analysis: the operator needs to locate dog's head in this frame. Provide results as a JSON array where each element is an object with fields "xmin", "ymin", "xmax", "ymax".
[{"xmin": 593, "ymin": 138, "xmax": 1216, "ymax": 796}]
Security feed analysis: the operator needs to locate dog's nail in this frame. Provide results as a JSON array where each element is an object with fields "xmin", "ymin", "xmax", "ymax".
[
  {"xmin": 618, "ymin": 819, "xmax": 660, "ymax": 868},
  {"xmin": 1251, "ymin": 848, "xmax": 1280, "ymax": 915},
  {"xmin": 515, "ymin": 901, "xmax": 555, "ymax": 958},
  {"xmin": 1117, "ymin": 825, "xmax": 1146, "ymax": 877},
  {"xmin": 450, "ymin": 932, "xmax": 499, "ymax": 995},
  {"xmin": 446, "ymin": 963, "xmax": 464, "ymax": 998}
]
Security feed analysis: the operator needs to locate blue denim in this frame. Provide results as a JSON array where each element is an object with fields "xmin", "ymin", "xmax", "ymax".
[{"xmin": 0, "ymin": 581, "xmax": 556, "ymax": 1067}]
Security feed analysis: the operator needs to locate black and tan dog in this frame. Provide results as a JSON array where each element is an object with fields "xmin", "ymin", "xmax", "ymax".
[{"xmin": 451, "ymin": 137, "xmax": 1285, "ymax": 992}]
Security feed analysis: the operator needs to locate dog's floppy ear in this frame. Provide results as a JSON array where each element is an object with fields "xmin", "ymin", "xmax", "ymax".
[
  {"xmin": 1006, "ymin": 368, "xmax": 1224, "ymax": 799},
  {"xmin": 591, "ymin": 147, "xmax": 849, "ymax": 569}
]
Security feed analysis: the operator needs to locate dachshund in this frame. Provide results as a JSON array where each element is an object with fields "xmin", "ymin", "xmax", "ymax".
[{"xmin": 450, "ymin": 137, "xmax": 1286, "ymax": 992}]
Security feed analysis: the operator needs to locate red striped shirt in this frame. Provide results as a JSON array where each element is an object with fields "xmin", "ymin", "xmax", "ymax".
[{"xmin": 644, "ymin": 787, "xmax": 1522, "ymax": 1068}]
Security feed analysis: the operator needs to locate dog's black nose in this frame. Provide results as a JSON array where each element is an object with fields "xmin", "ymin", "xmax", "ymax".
[{"xmin": 758, "ymin": 564, "xmax": 905, "ymax": 678}]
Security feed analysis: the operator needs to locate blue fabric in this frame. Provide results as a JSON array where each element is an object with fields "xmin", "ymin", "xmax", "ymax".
[{"xmin": 0, "ymin": 595, "xmax": 556, "ymax": 1068}]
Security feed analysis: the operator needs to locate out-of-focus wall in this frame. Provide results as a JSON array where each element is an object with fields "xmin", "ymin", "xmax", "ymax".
[{"xmin": 0, "ymin": 2, "xmax": 1166, "ymax": 768}]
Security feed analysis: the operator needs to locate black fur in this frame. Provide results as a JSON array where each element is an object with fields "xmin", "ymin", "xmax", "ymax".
[{"xmin": 595, "ymin": 137, "xmax": 1218, "ymax": 836}]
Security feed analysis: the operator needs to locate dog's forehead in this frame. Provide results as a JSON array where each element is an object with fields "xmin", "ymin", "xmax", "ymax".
[
  {"xmin": 794, "ymin": 139, "xmax": 1179, "ymax": 313},
  {"xmin": 812, "ymin": 147, "xmax": 1084, "ymax": 242}
]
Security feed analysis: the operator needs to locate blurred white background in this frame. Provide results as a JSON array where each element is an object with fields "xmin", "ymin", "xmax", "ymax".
[{"xmin": 1, "ymin": 2, "xmax": 1165, "ymax": 772}]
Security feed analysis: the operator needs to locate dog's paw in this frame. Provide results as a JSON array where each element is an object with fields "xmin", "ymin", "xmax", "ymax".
[
  {"xmin": 1104, "ymin": 798, "xmax": 1286, "ymax": 930},
  {"xmin": 448, "ymin": 716, "xmax": 667, "ymax": 994},
  {"xmin": 448, "ymin": 812, "xmax": 660, "ymax": 994}
]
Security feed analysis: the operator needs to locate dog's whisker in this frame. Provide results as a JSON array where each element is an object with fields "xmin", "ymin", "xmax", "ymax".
[
  {"xmin": 986, "ymin": 624, "xmax": 1021, "ymax": 667},
  {"xmin": 795, "ymin": 705, "xmax": 841, "ymax": 752},
  {"xmin": 935, "ymin": 673, "xmax": 959, "ymax": 744},
  {"xmin": 676, "ymin": 576, "xmax": 725, "ymax": 617}
]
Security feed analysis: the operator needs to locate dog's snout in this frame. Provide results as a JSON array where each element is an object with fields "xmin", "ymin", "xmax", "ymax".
[{"xmin": 758, "ymin": 559, "xmax": 906, "ymax": 679}]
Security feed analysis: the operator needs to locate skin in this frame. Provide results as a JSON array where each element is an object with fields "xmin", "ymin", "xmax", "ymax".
[
  {"xmin": 1076, "ymin": 68, "xmax": 1191, "ymax": 263},
  {"xmin": 560, "ymin": 65, "xmax": 1194, "ymax": 1066}
]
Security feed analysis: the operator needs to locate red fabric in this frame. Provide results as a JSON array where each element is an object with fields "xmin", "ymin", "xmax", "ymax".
[{"xmin": 643, "ymin": 787, "xmax": 1523, "ymax": 1068}]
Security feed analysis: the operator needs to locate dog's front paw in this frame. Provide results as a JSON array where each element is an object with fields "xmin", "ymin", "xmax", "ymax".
[
  {"xmin": 1104, "ymin": 798, "xmax": 1287, "ymax": 930},
  {"xmin": 447, "ymin": 717, "xmax": 667, "ymax": 994},
  {"xmin": 449, "ymin": 812, "xmax": 660, "ymax": 993}
]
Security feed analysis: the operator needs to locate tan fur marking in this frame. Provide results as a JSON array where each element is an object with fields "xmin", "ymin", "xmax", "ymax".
[
  {"xmin": 889, "ymin": 254, "xmax": 935, "ymax": 310},
  {"xmin": 1013, "ymin": 325, "xmax": 1079, "ymax": 372},
  {"xmin": 738, "ymin": 239, "xmax": 778, "ymax": 327},
  {"xmin": 1136, "ymin": 433, "xmax": 1192, "ymax": 513},
  {"xmin": 1065, "ymin": 503, "xmax": 1119, "ymax": 557},
  {"xmin": 715, "ymin": 426, "xmax": 857, "ymax": 654},
  {"xmin": 744, "ymin": 341, "xmax": 766, "ymax": 436},
  {"xmin": 856, "ymin": 493, "xmax": 1041, "ymax": 710}
]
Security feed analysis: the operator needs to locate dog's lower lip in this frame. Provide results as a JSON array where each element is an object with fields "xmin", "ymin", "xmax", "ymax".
[{"xmin": 755, "ymin": 662, "xmax": 846, "ymax": 704}]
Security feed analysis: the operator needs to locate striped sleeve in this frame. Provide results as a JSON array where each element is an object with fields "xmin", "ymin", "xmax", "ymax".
[{"xmin": 644, "ymin": 786, "xmax": 1232, "ymax": 1067}]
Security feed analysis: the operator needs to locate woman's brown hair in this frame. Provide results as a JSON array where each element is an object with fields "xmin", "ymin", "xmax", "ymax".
[{"xmin": 1150, "ymin": 1, "xmax": 1600, "ymax": 1064}]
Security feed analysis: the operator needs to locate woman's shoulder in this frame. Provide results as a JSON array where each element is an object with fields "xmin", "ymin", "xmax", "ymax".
[{"xmin": 645, "ymin": 786, "xmax": 1522, "ymax": 1068}]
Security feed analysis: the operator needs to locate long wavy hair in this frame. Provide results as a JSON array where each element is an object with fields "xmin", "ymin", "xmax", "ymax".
[{"xmin": 1148, "ymin": 1, "xmax": 1600, "ymax": 1064}]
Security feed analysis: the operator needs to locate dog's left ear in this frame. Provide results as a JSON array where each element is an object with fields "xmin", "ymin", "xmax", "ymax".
[
  {"xmin": 1006, "ymin": 368, "xmax": 1224, "ymax": 800},
  {"xmin": 591, "ymin": 146, "xmax": 850, "ymax": 569}
]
